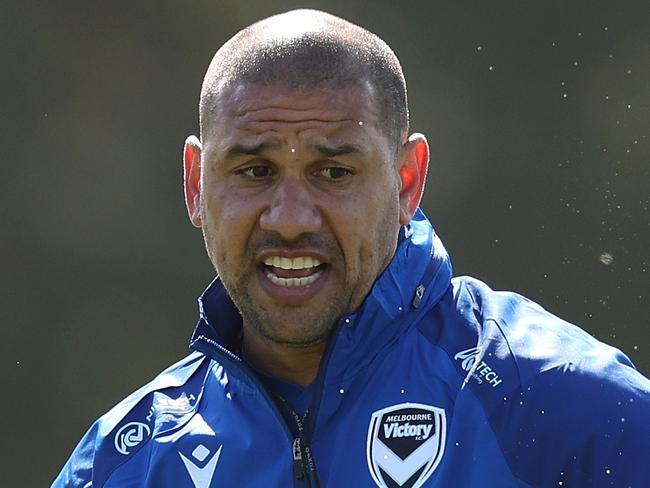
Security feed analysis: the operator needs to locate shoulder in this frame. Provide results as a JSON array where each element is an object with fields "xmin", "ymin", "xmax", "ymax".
[
  {"xmin": 426, "ymin": 275, "xmax": 644, "ymax": 387},
  {"xmin": 52, "ymin": 352, "xmax": 211, "ymax": 488},
  {"xmin": 434, "ymin": 276, "xmax": 650, "ymax": 486}
]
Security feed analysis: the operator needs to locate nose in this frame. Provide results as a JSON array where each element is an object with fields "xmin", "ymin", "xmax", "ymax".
[{"xmin": 259, "ymin": 177, "xmax": 322, "ymax": 241}]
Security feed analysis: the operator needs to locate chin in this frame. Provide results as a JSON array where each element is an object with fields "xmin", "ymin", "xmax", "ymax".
[{"xmin": 249, "ymin": 314, "xmax": 336, "ymax": 347}]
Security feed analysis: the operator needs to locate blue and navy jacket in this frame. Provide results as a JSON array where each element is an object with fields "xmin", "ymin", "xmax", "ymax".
[{"xmin": 53, "ymin": 211, "xmax": 650, "ymax": 487}]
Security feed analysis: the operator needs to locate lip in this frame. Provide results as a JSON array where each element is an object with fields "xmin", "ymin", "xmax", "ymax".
[{"xmin": 256, "ymin": 249, "xmax": 330, "ymax": 305}]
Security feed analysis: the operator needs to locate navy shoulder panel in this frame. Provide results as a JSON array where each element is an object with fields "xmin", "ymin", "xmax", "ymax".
[
  {"xmin": 426, "ymin": 276, "xmax": 640, "ymax": 393},
  {"xmin": 416, "ymin": 277, "xmax": 522, "ymax": 400},
  {"xmin": 438, "ymin": 276, "xmax": 650, "ymax": 486},
  {"xmin": 491, "ymin": 350, "xmax": 650, "ymax": 486},
  {"xmin": 52, "ymin": 351, "xmax": 211, "ymax": 488}
]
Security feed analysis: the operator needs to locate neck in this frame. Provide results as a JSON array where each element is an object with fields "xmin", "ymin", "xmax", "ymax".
[{"xmin": 241, "ymin": 326, "xmax": 328, "ymax": 387}]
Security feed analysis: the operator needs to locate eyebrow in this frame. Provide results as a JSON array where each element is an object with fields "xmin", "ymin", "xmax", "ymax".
[
  {"xmin": 223, "ymin": 142, "xmax": 362, "ymax": 159},
  {"xmin": 313, "ymin": 144, "xmax": 361, "ymax": 158},
  {"xmin": 224, "ymin": 141, "xmax": 281, "ymax": 159}
]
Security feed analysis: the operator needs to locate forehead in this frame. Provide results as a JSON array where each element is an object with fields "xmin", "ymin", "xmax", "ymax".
[
  {"xmin": 226, "ymin": 82, "xmax": 376, "ymax": 115},
  {"xmin": 204, "ymin": 82, "xmax": 383, "ymax": 142}
]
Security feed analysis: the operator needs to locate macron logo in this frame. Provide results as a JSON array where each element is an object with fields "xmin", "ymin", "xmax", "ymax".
[
  {"xmin": 454, "ymin": 347, "xmax": 503, "ymax": 388},
  {"xmin": 179, "ymin": 444, "xmax": 222, "ymax": 488}
]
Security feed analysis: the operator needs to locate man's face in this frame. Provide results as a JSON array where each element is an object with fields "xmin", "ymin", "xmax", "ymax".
[{"xmin": 190, "ymin": 83, "xmax": 405, "ymax": 347}]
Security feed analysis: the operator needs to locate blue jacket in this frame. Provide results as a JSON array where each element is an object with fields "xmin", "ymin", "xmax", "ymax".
[{"xmin": 53, "ymin": 211, "xmax": 650, "ymax": 487}]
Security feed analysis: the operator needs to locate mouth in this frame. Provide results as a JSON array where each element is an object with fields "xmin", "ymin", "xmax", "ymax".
[{"xmin": 262, "ymin": 255, "xmax": 325, "ymax": 287}]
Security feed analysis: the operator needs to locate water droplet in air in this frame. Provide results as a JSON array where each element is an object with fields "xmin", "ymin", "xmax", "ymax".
[
  {"xmin": 599, "ymin": 252, "xmax": 614, "ymax": 265},
  {"xmin": 488, "ymin": 65, "xmax": 494, "ymax": 71},
  {"xmin": 339, "ymin": 388, "xmax": 345, "ymax": 394},
  {"xmin": 477, "ymin": 45, "xmax": 482, "ymax": 51}
]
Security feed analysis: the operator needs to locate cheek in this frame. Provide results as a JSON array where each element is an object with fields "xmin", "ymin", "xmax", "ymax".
[
  {"xmin": 205, "ymin": 190, "xmax": 271, "ymax": 263},
  {"xmin": 343, "ymin": 199, "xmax": 399, "ymax": 271},
  {"xmin": 204, "ymin": 184, "xmax": 252, "ymax": 230}
]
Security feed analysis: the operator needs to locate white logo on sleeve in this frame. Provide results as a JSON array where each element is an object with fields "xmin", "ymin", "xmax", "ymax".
[
  {"xmin": 454, "ymin": 346, "xmax": 503, "ymax": 388},
  {"xmin": 114, "ymin": 422, "xmax": 151, "ymax": 455},
  {"xmin": 179, "ymin": 444, "xmax": 222, "ymax": 488}
]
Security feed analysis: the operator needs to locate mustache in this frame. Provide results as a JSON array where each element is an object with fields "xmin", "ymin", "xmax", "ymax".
[{"xmin": 248, "ymin": 232, "xmax": 340, "ymax": 256}]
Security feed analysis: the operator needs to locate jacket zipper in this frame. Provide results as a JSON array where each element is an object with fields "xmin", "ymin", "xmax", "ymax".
[
  {"xmin": 293, "ymin": 438, "xmax": 305, "ymax": 480},
  {"xmin": 274, "ymin": 397, "xmax": 319, "ymax": 486},
  {"xmin": 192, "ymin": 335, "xmax": 315, "ymax": 487}
]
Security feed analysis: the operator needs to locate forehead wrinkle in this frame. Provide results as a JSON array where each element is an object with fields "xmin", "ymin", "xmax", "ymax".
[
  {"xmin": 217, "ymin": 127, "xmax": 368, "ymax": 160},
  {"xmin": 237, "ymin": 108, "xmax": 356, "ymax": 124},
  {"xmin": 205, "ymin": 84, "xmax": 387, "ymax": 156},
  {"xmin": 239, "ymin": 120, "xmax": 357, "ymax": 137}
]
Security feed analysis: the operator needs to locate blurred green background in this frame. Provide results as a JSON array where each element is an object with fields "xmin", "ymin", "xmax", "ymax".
[{"xmin": 2, "ymin": 1, "xmax": 648, "ymax": 485}]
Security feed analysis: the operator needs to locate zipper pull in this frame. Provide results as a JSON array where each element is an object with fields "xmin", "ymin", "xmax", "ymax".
[
  {"xmin": 293, "ymin": 438, "xmax": 305, "ymax": 480},
  {"xmin": 412, "ymin": 284, "xmax": 425, "ymax": 308}
]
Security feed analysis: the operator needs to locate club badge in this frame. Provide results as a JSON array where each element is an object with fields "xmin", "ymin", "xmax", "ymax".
[{"xmin": 366, "ymin": 403, "xmax": 446, "ymax": 488}]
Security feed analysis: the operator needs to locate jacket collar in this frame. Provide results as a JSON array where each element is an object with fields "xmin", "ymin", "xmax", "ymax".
[{"xmin": 189, "ymin": 209, "xmax": 452, "ymax": 377}]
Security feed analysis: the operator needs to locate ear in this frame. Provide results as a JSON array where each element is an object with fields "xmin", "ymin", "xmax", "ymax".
[
  {"xmin": 183, "ymin": 135, "xmax": 203, "ymax": 228},
  {"xmin": 398, "ymin": 133, "xmax": 429, "ymax": 225}
]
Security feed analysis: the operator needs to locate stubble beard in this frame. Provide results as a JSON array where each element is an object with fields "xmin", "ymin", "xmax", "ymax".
[{"xmin": 203, "ymin": 228, "xmax": 353, "ymax": 348}]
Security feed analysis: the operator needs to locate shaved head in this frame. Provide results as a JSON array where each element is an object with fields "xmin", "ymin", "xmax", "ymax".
[{"xmin": 199, "ymin": 9, "xmax": 409, "ymax": 150}]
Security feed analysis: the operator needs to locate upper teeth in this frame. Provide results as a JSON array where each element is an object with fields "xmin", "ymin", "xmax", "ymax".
[{"xmin": 264, "ymin": 256, "xmax": 322, "ymax": 270}]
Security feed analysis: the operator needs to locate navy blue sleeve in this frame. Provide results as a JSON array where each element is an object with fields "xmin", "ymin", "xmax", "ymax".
[{"xmin": 490, "ymin": 356, "xmax": 650, "ymax": 487}]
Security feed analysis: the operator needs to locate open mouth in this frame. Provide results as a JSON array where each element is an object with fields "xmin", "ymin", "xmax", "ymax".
[{"xmin": 262, "ymin": 256, "xmax": 325, "ymax": 287}]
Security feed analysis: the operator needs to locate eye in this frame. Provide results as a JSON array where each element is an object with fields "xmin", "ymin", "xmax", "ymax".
[
  {"xmin": 318, "ymin": 166, "xmax": 353, "ymax": 180},
  {"xmin": 237, "ymin": 165, "xmax": 273, "ymax": 179}
]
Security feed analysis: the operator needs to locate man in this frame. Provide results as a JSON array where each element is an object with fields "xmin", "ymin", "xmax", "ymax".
[{"xmin": 54, "ymin": 9, "xmax": 650, "ymax": 488}]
